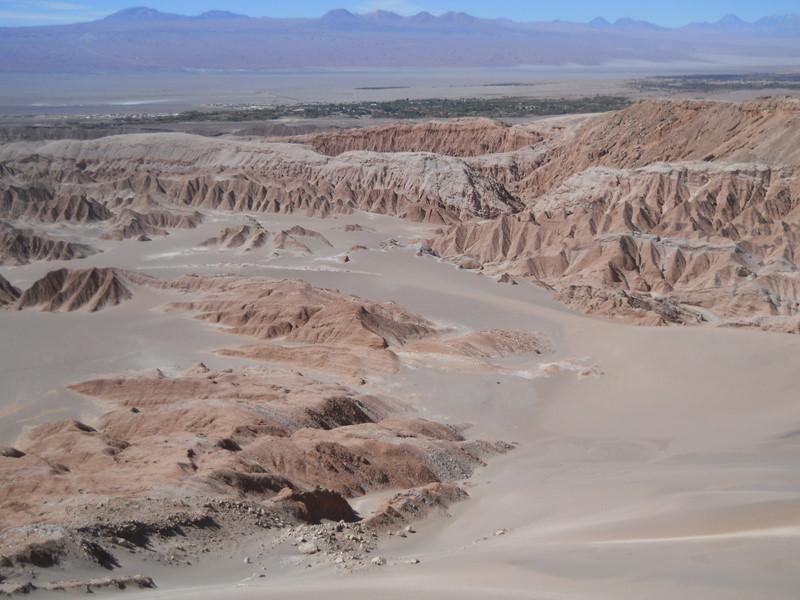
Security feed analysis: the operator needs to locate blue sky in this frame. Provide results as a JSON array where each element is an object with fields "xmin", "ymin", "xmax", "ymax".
[{"xmin": 1, "ymin": 0, "xmax": 799, "ymax": 27}]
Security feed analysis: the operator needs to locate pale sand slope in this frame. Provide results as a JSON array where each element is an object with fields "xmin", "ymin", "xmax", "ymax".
[
  {"xmin": 134, "ymin": 216, "xmax": 797, "ymax": 599},
  {"xmin": 127, "ymin": 319, "xmax": 800, "ymax": 598},
  {"xmin": 2, "ymin": 211, "xmax": 799, "ymax": 599}
]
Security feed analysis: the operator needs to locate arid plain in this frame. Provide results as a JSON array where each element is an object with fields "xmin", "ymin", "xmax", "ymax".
[{"xmin": 1, "ymin": 97, "xmax": 799, "ymax": 600}]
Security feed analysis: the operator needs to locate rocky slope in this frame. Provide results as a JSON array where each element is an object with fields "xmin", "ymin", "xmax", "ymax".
[
  {"xmin": 431, "ymin": 160, "xmax": 800, "ymax": 330},
  {"xmin": 0, "ymin": 364, "xmax": 499, "ymax": 531},
  {"xmin": 0, "ymin": 362, "xmax": 506, "ymax": 579},
  {"xmin": 2, "ymin": 99, "xmax": 799, "ymax": 331},
  {"xmin": 102, "ymin": 207, "xmax": 204, "ymax": 241},
  {"xmin": 0, "ymin": 273, "xmax": 539, "ymax": 585},
  {"xmin": 481, "ymin": 97, "xmax": 800, "ymax": 204},
  {"xmin": 200, "ymin": 219, "xmax": 269, "ymax": 251},
  {"xmin": 161, "ymin": 274, "xmax": 437, "ymax": 349},
  {"xmin": 274, "ymin": 225, "xmax": 333, "ymax": 251},
  {"xmin": 290, "ymin": 118, "xmax": 542, "ymax": 157},
  {"xmin": 154, "ymin": 274, "xmax": 439, "ymax": 375},
  {"xmin": 202, "ymin": 222, "xmax": 334, "ymax": 255},
  {"xmin": 143, "ymin": 273, "xmax": 548, "ymax": 376},
  {"xmin": 0, "ymin": 272, "xmax": 20, "ymax": 305},
  {"xmin": 0, "ymin": 221, "xmax": 97, "ymax": 265},
  {"xmin": 0, "ymin": 183, "xmax": 111, "ymax": 223},
  {"xmin": 426, "ymin": 99, "xmax": 800, "ymax": 331},
  {"xmin": 0, "ymin": 134, "xmax": 522, "ymax": 224},
  {"xmin": 14, "ymin": 267, "xmax": 133, "ymax": 312},
  {"xmin": 402, "ymin": 329, "xmax": 551, "ymax": 359}
]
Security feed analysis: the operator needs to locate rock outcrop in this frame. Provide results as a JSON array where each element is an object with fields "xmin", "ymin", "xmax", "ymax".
[
  {"xmin": 422, "ymin": 100, "xmax": 800, "ymax": 331},
  {"xmin": 200, "ymin": 219, "xmax": 269, "ymax": 251},
  {"xmin": 15, "ymin": 267, "xmax": 133, "ymax": 312},
  {"xmin": 365, "ymin": 483, "xmax": 469, "ymax": 531},
  {"xmin": 0, "ymin": 364, "xmax": 510, "ymax": 572},
  {"xmin": 0, "ymin": 268, "xmax": 546, "ymax": 582},
  {"xmin": 3, "ymin": 99, "xmax": 799, "ymax": 330},
  {"xmin": 160, "ymin": 275, "xmax": 435, "ymax": 348},
  {"xmin": 200, "ymin": 222, "xmax": 333, "ymax": 255},
  {"xmin": 154, "ymin": 275, "xmax": 547, "ymax": 375},
  {"xmin": 0, "ymin": 133, "xmax": 523, "ymax": 223},
  {"xmin": 102, "ymin": 208, "xmax": 204, "ymax": 241},
  {"xmin": 0, "ymin": 183, "xmax": 111, "ymax": 223},
  {"xmin": 431, "ymin": 159, "xmax": 800, "ymax": 330},
  {"xmin": 273, "ymin": 225, "xmax": 333, "ymax": 254},
  {"xmin": 0, "ymin": 221, "xmax": 97, "ymax": 265},
  {"xmin": 291, "ymin": 118, "xmax": 541, "ymax": 157},
  {"xmin": 0, "ymin": 272, "xmax": 20, "ymax": 305},
  {"xmin": 57, "ymin": 366, "xmax": 504, "ymax": 501}
]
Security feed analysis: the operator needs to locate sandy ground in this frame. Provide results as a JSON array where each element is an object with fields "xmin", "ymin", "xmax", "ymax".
[
  {"xmin": 2, "ymin": 210, "xmax": 799, "ymax": 599},
  {"xmin": 4, "ymin": 63, "xmax": 800, "ymax": 118},
  {"xmin": 0, "ymin": 67, "xmax": 646, "ymax": 116}
]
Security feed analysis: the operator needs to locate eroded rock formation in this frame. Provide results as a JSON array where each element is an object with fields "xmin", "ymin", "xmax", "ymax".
[
  {"xmin": 0, "ymin": 221, "xmax": 97, "ymax": 265},
  {"xmin": 424, "ymin": 99, "xmax": 800, "ymax": 331},
  {"xmin": 0, "ymin": 133, "xmax": 522, "ymax": 224},
  {"xmin": 2, "ymin": 99, "xmax": 799, "ymax": 330},
  {"xmin": 0, "ymin": 183, "xmax": 111, "ymax": 223},
  {"xmin": 102, "ymin": 208, "xmax": 204, "ymax": 241},
  {"xmin": 290, "ymin": 118, "xmax": 541, "ymax": 157},
  {"xmin": 15, "ymin": 267, "xmax": 133, "ymax": 312},
  {"xmin": 0, "ymin": 272, "xmax": 20, "ymax": 305},
  {"xmin": 200, "ymin": 218, "xmax": 269, "ymax": 251}
]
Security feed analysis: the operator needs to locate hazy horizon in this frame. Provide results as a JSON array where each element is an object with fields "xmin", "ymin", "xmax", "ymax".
[{"xmin": 1, "ymin": 0, "xmax": 799, "ymax": 28}]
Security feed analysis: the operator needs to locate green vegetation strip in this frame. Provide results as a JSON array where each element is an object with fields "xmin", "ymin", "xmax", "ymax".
[
  {"xmin": 143, "ymin": 95, "xmax": 631, "ymax": 123},
  {"xmin": 633, "ymin": 73, "xmax": 800, "ymax": 93}
]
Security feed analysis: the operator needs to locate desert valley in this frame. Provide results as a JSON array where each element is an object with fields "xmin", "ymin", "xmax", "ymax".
[{"xmin": 1, "ymin": 4, "xmax": 800, "ymax": 600}]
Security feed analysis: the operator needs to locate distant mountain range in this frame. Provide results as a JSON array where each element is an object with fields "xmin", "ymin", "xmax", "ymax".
[
  {"xmin": 102, "ymin": 7, "xmax": 250, "ymax": 21},
  {"xmin": 1, "ymin": 7, "xmax": 799, "ymax": 72}
]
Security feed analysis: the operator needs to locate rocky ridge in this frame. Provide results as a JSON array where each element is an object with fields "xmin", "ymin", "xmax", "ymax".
[
  {"xmin": 14, "ymin": 267, "xmax": 133, "ymax": 312},
  {"xmin": 0, "ymin": 221, "xmax": 97, "ymax": 265},
  {"xmin": 3, "ymin": 101, "xmax": 799, "ymax": 329},
  {"xmin": 151, "ymin": 274, "xmax": 549, "ymax": 375},
  {"xmin": 1, "ymin": 272, "xmax": 548, "ymax": 587},
  {"xmin": 102, "ymin": 208, "xmax": 204, "ymax": 241},
  {"xmin": 290, "ymin": 118, "xmax": 541, "ymax": 157},
  {"xmin": 0, "ymin": 273, "xmax": 20, "ymax": 305},
  {"xmin": 0, "ymin": 134, "xmax": 523, "ymax": 225},
  {"xmin": 425, "ymin": 100, "xmax": 800, "ymax": 331}
]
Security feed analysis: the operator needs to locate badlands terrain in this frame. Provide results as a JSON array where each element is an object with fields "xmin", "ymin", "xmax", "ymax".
[{"xmin": 0, "ymin": 98, "xmax": 799, "ymax": 599}]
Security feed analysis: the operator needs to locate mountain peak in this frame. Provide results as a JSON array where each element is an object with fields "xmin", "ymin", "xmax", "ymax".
[
  {"xmin": 717, "ymin": 14, "xmax": 745, "ymax": 25},
  {"xmin": 104, "ymin": 6, "xmax": 181, "ymax": 21},
  {"xmin": 198, "ymin": 10, "xmax": 248, "ymax": 20},
  {"xmin": 368, "ymin": 10, "xmax": 402, "ymax": 18},
  {"xmin": 589, "ymin": 17, "xmax": 612, "ymax": 28},
  {"xmin": 613, "ymin": 17, "xmax": 665, "ymax": 31},
  {"xmin": 439, "ymin": 11, "xmax": 477, "ymax": 22},
  {"xmin": 322, "ymin": 9, "xmax": 358, "ymax": 20},
  {"xmin": 411, "ymin": 11, "xmax": 436, "ymax": 20}
]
